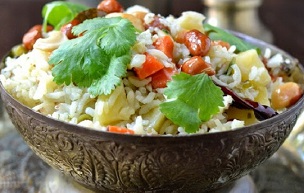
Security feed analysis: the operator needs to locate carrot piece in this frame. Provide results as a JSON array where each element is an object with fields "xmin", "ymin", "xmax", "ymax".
[
  {"xmin": 134, "ymin": 53, "xmax": 164, "ymax": 80},
  {"xmin": 153, "ymin": 35, "xmax": 174, "ymax": 58},
  {"xmin": 151, "ymin": 67, "xmax": 177, "ymax": 89},
  {"xmin": 108, "ymin": 126, "xmax": 135, "ymax": 134}
]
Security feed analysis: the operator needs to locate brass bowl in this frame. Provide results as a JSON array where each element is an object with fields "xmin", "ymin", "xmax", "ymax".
[{"xmin": 1, "ymin": 33, "xmax": 304, "ymax": 193}]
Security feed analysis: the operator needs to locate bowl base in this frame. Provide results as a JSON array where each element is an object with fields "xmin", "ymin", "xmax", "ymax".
[
  {"xmin": 39, "ymin": 169, "xmax": 257, "ymax": 193},
  {"xmin": 2, "ymin": 125, "xmax": 304, "ymax": 193},
  {"xmin": 39, "ymin": 169, "xmax": 95, "ymax": 193}
]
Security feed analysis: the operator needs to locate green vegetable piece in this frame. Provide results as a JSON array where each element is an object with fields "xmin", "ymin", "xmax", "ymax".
[
  {"xmin": 203, "ymin": 23, "xmax": 259, "ymax": 53},
  {"xmin": 42, "ymin": 1, "xmax": 88, "ymax": 31},
  {"xmin": 49, "ymin": 17, "xmax": 136, "ymax": 96},
  {"xmin": 160, "ymin": 73, "xmax": 224, "ymax": 133}
]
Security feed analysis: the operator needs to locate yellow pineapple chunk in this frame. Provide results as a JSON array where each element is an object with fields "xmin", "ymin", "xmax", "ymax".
[
  {"xmin": 226, "ymin": 107, "xmax": 259, "ymax": 126},
  {"xmin": 255, "ymin": 86, "xmax": 270, "ymax": 106},
  {"xmin": 235, "ymin": 49, "xmax": 271, "ymax": 86},
  {"xmin": 142, "ymin": 107, "xmax": 166, "ymax": 133},
  {"xmin": 94, "ymin": 85, "xmax": 134, "ymax": 125},
  {"xmin": 176, "ymin": 11, "xmax": 205, "ymax": 33}
]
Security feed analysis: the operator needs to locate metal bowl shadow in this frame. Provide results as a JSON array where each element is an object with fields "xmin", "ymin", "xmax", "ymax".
[{"xmin": 1, "ymin": 33, "xmax": 304, "ymax": 193}]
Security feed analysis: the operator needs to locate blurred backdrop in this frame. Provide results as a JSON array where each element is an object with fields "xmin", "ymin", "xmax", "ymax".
[{"xmin": 0, "ymin": 0, "xmax": 303, "ymax": 64}]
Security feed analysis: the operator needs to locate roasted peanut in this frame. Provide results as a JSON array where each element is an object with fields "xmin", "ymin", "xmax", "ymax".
[
  {"xmin": 22, "ymin": 25, "xmax": 53, "ymax": 50},
  {"xmin": 144, "ymin": 16, "xmax": 170, "ymax": 32},
  {"xmin": 271, "ymin": 82, "xmax": 303, "ymax": 110},
  {"xmin": 61, "ymin": 19, "xmax": 81, "ymax": 39},
  {"xmin": 184, "ymin": 29, "xmax": 211, "ymax": 56},
  {"xmin": 97, "ymin": 0, "xmax": 124, "ymax": 14},
  {"xmin": 181, "ymin": 56, "xmax": 215, "ymax": 76},
  {"xmin": 212, "ymin": 40, "xmax": 230, "ymax": 50}
]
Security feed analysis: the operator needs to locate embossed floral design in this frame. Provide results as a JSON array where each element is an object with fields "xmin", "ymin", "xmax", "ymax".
[{"xmin": 1, "ymin": 83, "xmax": 303, "ymax": 192}]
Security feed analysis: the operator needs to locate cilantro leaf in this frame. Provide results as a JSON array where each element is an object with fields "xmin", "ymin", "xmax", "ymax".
[
  {"xmin": 88, "ymin": 54, "xmax": 131, "ymax": 96},
  {"xmin": 49, "ymin": 17, "xmax": 136, "ymax": 96},
  {"xmin": 42, "ymin": 1, "xmax": 88, "ymax": 31},
  {"xmin": 160, "ymin": 73, "xmax": 224, "ymax": 133},
  {"xmin": 72, "ymin": 17, "xmax": 136, "ymax": 56},
  {"xmin": 203, "ymin": 23, "xmax": 259, "ymax": 53}
]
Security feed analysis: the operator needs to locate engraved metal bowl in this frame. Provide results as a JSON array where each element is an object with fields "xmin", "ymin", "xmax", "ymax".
[{"xmin": 1, "ymin": 33, "xmax": 304, "ymax": 193}]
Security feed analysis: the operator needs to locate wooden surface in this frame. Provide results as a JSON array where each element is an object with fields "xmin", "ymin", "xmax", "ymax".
[{"xmin": 0, "ymin": 0, "xmax": 303, "ymax": 64}]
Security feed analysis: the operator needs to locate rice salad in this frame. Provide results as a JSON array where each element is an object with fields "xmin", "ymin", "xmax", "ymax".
[{"xmin": 1, "ymin": 0, "xmax": 303, "ymax": 135}]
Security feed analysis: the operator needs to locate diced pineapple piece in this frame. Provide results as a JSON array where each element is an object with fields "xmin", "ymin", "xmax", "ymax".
[
  {"xmin": 235, "ymin": 49, "xmax": 271, "ymax": 86},
  {"xmin": 11, "ymin": 44, "xmax": 27, "ymax": 57},
  {"xmin": 176, "ymin": 11, "xmax": 205, "ymax": 33},
  {"xmin": 254, "ymin": 86, "xmax": 270, "ymax": 106},
  {"xmin": 226, "ymin": 107, "xmax": 259, "ymax": 126},
  {"xmin": 142, "ymin": 107, "xmax": 166, "ymax": 132},
  {"xmin": 94, "ymin": 85, "xmax": 135, "ymax": 125}
]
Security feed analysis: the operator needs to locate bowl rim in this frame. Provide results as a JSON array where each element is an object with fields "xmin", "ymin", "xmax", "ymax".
[{"xmin": 1, "ymin": 32, "xmax": 303, "ymax": 141}]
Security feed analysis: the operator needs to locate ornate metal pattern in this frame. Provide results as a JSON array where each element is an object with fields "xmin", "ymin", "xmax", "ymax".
[{"xmin": 1, "ymin": 91, "xmax": 302, "ymax": 192}]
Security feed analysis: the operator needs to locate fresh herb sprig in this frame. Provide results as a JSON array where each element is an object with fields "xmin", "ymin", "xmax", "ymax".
[
  {"xmin": 160, "ymin": 73, "xmax": 224, "ymax": 133},
  {"xmin": 49, "ymin": 17, "xmax": 137, "ymax": 96},
  {"xmin": 42, "ymin": 1, "xmax": 88, "ymax": 31}
]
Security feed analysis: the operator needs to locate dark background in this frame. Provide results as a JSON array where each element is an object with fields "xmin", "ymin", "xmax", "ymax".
[{"xmin": 0, "ymin": 0, "xmax": 303, "ymax": 64}]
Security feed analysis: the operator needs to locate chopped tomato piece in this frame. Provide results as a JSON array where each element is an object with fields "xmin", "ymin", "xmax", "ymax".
[
  {"xmin": 108, "ymin": 126, "xmax": 134, "ymax": 134},
  {"xmin": 134, "ymin": 53, "xmax": 164, "ymax": 80}
]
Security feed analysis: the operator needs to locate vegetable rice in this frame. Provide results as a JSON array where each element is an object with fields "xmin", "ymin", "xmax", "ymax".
[{"xmin": 0, "ymin": 0, "xmax": 303, "ymax": 135}]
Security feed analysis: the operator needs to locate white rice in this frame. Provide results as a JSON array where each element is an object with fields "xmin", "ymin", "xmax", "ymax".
[{"xmin": 0, "ymin": 6, "xmax": 290, "ymax": 135}]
